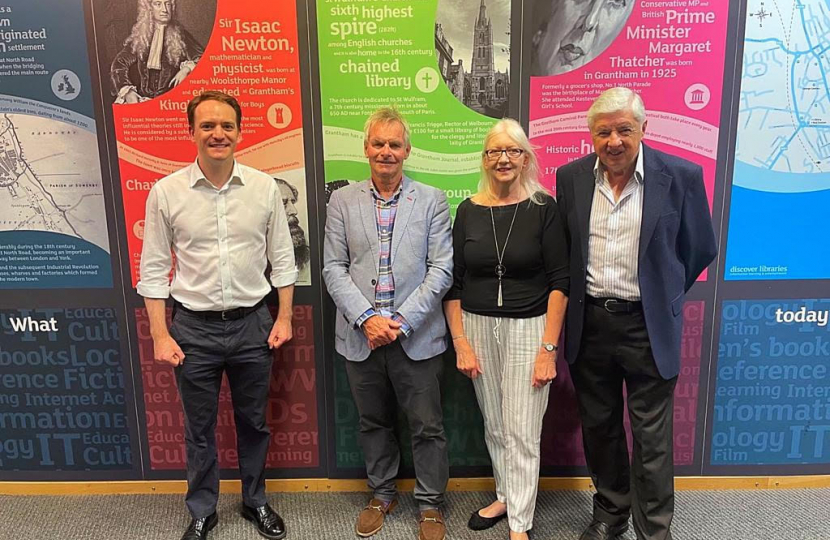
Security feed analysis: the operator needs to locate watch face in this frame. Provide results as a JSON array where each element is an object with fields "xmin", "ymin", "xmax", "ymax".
[{"xmin": 543, "ymin": 344, "xmax": 555, "ymax": 352}]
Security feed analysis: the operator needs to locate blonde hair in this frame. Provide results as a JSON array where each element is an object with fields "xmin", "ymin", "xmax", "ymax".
[
  {"xmin": 364, "ymin": 106, "xmax": 411, "ymax": 147},
  {"xmin": 478, "ymin": 118, "xmax": 548, "ymax": 205}
]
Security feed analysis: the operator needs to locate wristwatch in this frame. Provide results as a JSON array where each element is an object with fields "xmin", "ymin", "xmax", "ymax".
[{"xmin": 541, "ymin": 342, "xmax": 558, "ymax": 353}]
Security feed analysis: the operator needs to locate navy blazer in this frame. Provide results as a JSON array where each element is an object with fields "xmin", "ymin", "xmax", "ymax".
[{"xmin": 555, "ymin": 144, "xmax": 717, "ymax": 379}]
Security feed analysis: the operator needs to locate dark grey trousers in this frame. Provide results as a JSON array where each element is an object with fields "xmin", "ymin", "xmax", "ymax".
[
  {"xmin": 170, "ymin": 303, "xmax": 274, "ymax": 519},
  {"xmin": 343, "ymin": 340, "xmax": 448, "ymax": 509},
  {"xmin": 570, "ymin": 302, "xmax": 678, "ymax": 540}
]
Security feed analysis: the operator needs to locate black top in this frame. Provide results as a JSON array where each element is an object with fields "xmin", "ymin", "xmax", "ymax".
[{"xmin": 446, "ymin": 194, "xmax": 569, "ymax": 318}]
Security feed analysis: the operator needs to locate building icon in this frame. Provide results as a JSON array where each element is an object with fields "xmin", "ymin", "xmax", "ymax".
[{"xmin": 690, "ymin": 89, "xmax": 706, "ymax": 104}]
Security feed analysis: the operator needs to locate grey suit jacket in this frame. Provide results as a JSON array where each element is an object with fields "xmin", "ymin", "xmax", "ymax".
[{"xmin": 322, "ymin": 176, "xmax": 454, "ymax": 362}]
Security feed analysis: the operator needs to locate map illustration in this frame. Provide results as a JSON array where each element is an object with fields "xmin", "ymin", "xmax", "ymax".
[
  {"xmin": 0, "ymin": 113, "xmax": 110, "ymax": 252},
  {"xmin": 725, "ymin": 0, "xmax": 830, "ymax": 280}
]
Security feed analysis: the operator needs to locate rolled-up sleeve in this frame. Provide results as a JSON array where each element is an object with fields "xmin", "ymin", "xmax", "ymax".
[
  {"xmin": 267, "ymin": 183, "xmax": 298, "ymax": 288},
  {"xmin": 137, "ymin": 185, "xmax": 174, "ymax": 299}
]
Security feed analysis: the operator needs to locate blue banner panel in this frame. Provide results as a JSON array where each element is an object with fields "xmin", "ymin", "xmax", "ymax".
[
  {"xmin": 724, "ymin": 0, "xmax": 830, "ymax": 280},
  {"xmin": 711, "ymin": 299, "xmax": 830, "ymax": 465},
  {"xmin": 0, "ymin": 308, "xmax": 132, "ymax": 471},
  {"xmin": 0, "ymin": 0, "xmax": 112, "ymax": 288}
]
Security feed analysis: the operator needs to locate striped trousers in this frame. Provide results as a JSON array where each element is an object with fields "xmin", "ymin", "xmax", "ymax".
[{"xmin": 462, "ymin": 311, "xmax": 550, "ymax": 533}]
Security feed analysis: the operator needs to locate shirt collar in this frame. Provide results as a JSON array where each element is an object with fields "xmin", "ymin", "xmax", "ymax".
[
  {"xmin": 189, "ymin": 160, "xmax": 244, "ymax": 189},
  {"xmin": 369, "ymin": 179, "xmax": 403, "ymax": 203},
  {"xmin": 593, "ymin": 142, "xmax": 645, "ymax": 186}
]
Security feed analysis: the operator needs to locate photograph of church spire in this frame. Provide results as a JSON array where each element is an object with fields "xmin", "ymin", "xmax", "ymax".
[{"xmin": 435, "ymin": 0, "xmax": 510, "ymax": 118}]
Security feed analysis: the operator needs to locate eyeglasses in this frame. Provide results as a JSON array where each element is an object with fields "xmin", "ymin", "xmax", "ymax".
[
  {"xmin": 484, "ymin": 148, "xmax": 524, "ymax": 160},
  {"xmin": 592, "ymin": 126, "xmax": 639, "ymax": 140}
]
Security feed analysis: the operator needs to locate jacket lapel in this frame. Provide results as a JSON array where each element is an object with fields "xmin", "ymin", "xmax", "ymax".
[
  {"xmin": 358, "ymin": 181, "xmax": 379, "ymax": 268},
  {"xmin": 638, "ymin": 145, "xmax": 672, "ymax": 261},
  {"xmin": 574, "ymin": 158, "xmax": 596, "ymax": 265},
  {"xmin": 391, "ymin": 176, "xmax": 415, "ymax": 262}
]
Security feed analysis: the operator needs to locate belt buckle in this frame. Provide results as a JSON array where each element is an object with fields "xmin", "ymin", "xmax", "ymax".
[
  {"xmin": 221, "ymin": 310, "xmax": 230, "ymax": 321},
  {"xmin": 604, "ymin": 299, "xmax": 615, "ymax": 312}
]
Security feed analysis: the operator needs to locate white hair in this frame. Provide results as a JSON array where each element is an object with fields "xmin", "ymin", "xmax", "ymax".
[
  {"xmin": 587, "ymin": 87, "xmax": 646, "ymax": 129},
  {"xmin": 478, "ymin": 118, "xmax": 549, "ymax": 205}
]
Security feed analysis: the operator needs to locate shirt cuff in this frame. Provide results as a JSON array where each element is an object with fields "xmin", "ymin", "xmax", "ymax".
[
  {"xmin": 392, "ymin": 313, "xmax": 412, "ymax": 337},
  {"xmin": 136, "ymin": 281, "xmax": 170, "ymax": 299},
  {"xmin": 270, "ymin": 268, "xmax": 298, "ymax": 288},
  {"xmin": 355, "ymin": 308, "xmax": 377, "ymax": 328}
]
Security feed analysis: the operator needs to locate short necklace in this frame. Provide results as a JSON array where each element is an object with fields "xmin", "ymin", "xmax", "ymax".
[{"xmin": 489, "ymin": 203, "xmax": 519, "ymax": 307}]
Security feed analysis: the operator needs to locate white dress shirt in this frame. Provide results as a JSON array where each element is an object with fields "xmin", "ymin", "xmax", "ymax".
[
  {"xmin": 586, "ymin": 144, "xmax": 645, "ymax": 301},
  {"xmin": 137, "ymin": 160, "xmax": 297, "ymax": 311}
]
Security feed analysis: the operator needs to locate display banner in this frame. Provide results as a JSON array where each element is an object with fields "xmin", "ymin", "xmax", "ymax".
[
  {"xmin": 710, "ymin": 299, "xmax": 830, "ymax": 465},
  {"xmin": 0, "ymin": 0, "xmax": 112, "ymax": 288},
  {"xmin": 540, "ymin": 302, "xmax": 706, "ymax": 468},
  {"xmin": 136, "ymin": 305, "xmax": 319, "ymax": 471},
  {"xmin": 0, "ymin": 308, "xmax": 132, "ymax": 472},
  {"xmin": 91, "ymin": 0, "xmax": 311, "ymax": 287},
  {"xmin": 724, "ymin": 0, "xmax": 830, "ymax": 280},
  {"xmin": 317, "ymin": 0, "xmax": 516, "ymax": 211},
  {"xmin": 526, "ymin": 0, "xmax": 729, "ymax": 283}
]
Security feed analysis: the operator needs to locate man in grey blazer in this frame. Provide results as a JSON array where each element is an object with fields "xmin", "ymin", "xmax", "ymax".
[{"xmin": 322, "ymin": 107, "xmax": 453, "ymax": 540}]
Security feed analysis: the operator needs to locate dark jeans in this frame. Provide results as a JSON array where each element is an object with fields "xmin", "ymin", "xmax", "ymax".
[
  {"xmin": 570, "ymin": 301, "xmax": 678, "ymax": 540},
  {"xmin": 170, "ymin": 303, "xmax": 274, "ymax": 519},
  {"xmin": 343, "ymin": 341, "xmax": 448, "ymax": 509}
]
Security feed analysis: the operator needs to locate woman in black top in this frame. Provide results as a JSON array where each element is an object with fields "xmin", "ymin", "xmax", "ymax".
[{"xmin": 444, "ymin": 119, "xmax": 569, "ymax": 540}]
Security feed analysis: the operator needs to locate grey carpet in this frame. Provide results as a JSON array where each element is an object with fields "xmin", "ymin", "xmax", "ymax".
[{"xmin": 1, "ymin": 489, "xmax": 828, "ymax": 539}]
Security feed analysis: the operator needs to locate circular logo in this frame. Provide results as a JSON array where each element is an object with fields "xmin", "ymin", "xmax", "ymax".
[
  {"xmin": 415, "ymin": 67, "xmax": 440, "ymax": 94},
  {"xmin": 684, "ymin": 84, "xmax": 710, "ymax": 111},
  {"xmin": 51, "ymin": 70, "xmax": 81, "ymax": 101},
  {"xmin": 267, "ymin": 103, "xmax": 292, "ymax": 129},
  {"xmin": 134, "ymin": 219, "xmax": 145, "ymax": 240}
]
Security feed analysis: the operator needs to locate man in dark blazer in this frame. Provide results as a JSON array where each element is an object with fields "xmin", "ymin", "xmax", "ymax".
[{"xmin": 555, "ymin": 87, "xmax": 717, "ymax": 540}]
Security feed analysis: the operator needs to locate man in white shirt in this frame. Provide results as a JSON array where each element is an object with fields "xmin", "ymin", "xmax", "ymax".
[{"xmin": 138, "ymin": 90, "xmax": 296, "ymax": 540}]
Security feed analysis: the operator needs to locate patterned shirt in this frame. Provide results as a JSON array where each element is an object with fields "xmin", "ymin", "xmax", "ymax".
[
  {"xmin": 354, "ymin": 183, "xmax": 412, "ymax": 335},
  {"xmin": 586, "ymin": 143, "xmax": 645, "ymax": 301}
]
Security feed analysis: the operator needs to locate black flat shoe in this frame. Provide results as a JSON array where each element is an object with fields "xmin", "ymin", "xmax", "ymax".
[
  {"xmin": 579, "ymin": 519, "xmax": 629, "ymax": 540},
  {"xmin": 181, "ymin": 512, "xmax": 218, "ymax": 540},
  {"xmin": 468, "ymin": 507, "xmax": 507, "ymax": 530},
  {"xmin": 241, "ymin": 503, "xmax": 287, "ymax": 540}
]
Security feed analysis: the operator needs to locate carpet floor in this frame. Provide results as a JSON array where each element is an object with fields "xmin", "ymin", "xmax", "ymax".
[{"xmin": 1, "ymin": 489, "xmax": 828, "ymax": 539}]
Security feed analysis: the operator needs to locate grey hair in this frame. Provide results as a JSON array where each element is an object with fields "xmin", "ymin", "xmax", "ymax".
[
  {"xmin": 273, "ymin": 177, "xmax": 298, "ymax": 199},
  {"xmin": 587, "ymin": 87, "xmax": 646, "ymax": 129},
  {"xmin": 478, "ymin": 118, "xmax": 549, "ymax": 206},
  {"xmin": 363, "ymin": 106, "xmax": 411, "ymax": 147},
  {"xmin": 126, "ymin": 0, "xmax": 188, "ymax": 66}
]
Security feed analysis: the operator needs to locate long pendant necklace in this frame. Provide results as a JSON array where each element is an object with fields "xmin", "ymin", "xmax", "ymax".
[{"xmin": 489, "ymin": 203, "xmax": 519, "ymax": 307}]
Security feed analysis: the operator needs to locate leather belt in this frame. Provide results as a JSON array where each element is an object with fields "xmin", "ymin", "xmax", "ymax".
[
  {"xmin": 175, "ymin": 299, "xmax": 264, "ymax": 321},
  {"xmin": 586, "ymin": 295, "xmax": 643, "ymax": 313}
]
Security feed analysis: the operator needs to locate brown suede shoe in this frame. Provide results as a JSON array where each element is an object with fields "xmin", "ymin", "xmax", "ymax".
[
  {"xmin": 356, "ymin": 498, "xmax": 397, "ymax": 537},
  {"xmin": 418, "ymin": 509, "xmax": 446, "ymax": 540}
]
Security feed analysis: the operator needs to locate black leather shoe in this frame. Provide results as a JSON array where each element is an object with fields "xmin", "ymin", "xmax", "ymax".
[
  {"xmin": 181, "ymin": 512, "xmax": 218, "ymax": 540},
  {"xmin": 242, "ymin": 503, "xmax": 287, "ymax": 540},
  {"xmin": 468, "ymin": 507, "xmax": 507, "ymax": 530},
  {"xmin": 578, "ymin": 519, "xmax": 629, "ymax": 540}
]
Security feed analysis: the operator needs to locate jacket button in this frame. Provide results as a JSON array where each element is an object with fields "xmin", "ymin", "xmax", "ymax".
[{"xmin": 371, "ymin": 279, "xmax": 377, "ymax": 286}]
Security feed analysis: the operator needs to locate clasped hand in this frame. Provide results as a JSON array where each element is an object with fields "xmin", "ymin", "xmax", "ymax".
[{"xmin": 363, "ymin": 315, "xmax": 401, "ymax": 350}]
